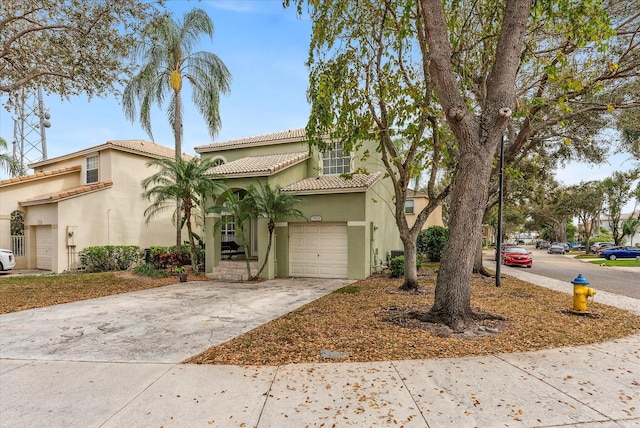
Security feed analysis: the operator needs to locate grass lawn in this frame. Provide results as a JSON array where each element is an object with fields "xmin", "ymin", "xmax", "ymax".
[
  {"xmin": 2, "ymin": 268, "xmax": 639, "ymax": 366},
  {"xmin": 588, "ymin": 259, "xmax": 640, "ymax": 267}
]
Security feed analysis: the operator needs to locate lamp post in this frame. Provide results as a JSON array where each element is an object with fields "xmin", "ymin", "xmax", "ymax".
[{"xmin": 495, "ymin": 134, "xmax": 505, "ymax": 288}]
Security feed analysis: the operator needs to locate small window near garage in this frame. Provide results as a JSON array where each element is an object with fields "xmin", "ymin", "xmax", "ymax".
[
  {"xmin": 404, "ymin": 199, "xmax": 415, "ymax": 214},
  {"xmin": 85, "ymin": 154, "xmax": 99, "ymax": 184},
  {"xmin": 322, "ymin": 143, "xmax": 351, "ymax": 175}
]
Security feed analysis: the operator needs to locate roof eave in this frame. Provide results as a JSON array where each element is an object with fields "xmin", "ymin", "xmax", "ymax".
[
  {"xmin": 19, "ymin": 184, "xmax": 113, "ymax": 206},
  {"xmin": 283, "ymin": 187, "xmax": 370, "ymax": 195},
  {"xmin": 196, "ymin": 136, "xmax": 308, "ymax": 153},
  {"xmin": 28, "ymin": 142, "xmax": 181, "ymax": 169},
  {"xmin": 0, "ymin": 166, "xmax": 81, "ymax": 187}
]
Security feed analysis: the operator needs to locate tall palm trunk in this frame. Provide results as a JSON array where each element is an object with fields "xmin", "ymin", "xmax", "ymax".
[
  {"xmin": 252, "ymin": 219, "xmax": 275, "ymax": 280},
  {"xmin": 173, "ymin": 88, "xmax": 183, "ymax": 248},
  {"xmin": 184, "ymin": 198, "xmax": 199, "ymax": 274}
]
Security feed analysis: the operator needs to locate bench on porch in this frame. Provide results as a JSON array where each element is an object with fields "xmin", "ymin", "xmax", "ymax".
[{"xmin": 221, "ymin": 241, "xmax": 245, "ymax": 259}]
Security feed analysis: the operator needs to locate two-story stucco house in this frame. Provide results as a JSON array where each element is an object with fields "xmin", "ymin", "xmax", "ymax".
[
  {"xmin": 404, "ymin": 189, "xmax": 445, "ymax": 230},
  {"xmin": 195, "ymin": 128, "xmax": 443, "ymax": 281},
  {"xmin": 0, "ymin": 140, "xmax": 187, "ymax": 273}
]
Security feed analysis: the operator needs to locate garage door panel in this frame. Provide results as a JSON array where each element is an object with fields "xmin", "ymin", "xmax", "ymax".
[{"xmin": 289, "ymin": 223, "xmax": 348, "ymax": 279}]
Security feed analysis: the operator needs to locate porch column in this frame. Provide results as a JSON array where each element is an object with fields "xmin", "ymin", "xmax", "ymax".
[
  {"xmin": 347, "ymin": 221, "xmax": 368, "ymax": 280},
  {"xmin": 205, "ymin": 213, "xmax": 222, "ymax": 273}
]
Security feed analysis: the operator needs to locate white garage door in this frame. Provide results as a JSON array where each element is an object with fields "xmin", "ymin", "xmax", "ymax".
[
  {"xmin": 36, "ymin": 226, "xmax": 53, "ymax": 270},
  {"xmin": 289, "ymin": 223, "xmax": 348, "ymax": 279}
]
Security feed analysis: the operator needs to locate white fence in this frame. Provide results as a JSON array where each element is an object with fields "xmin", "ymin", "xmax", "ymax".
[{"xmin": 11, "ymin": 235, "xmax": 25, "ymax": 257}]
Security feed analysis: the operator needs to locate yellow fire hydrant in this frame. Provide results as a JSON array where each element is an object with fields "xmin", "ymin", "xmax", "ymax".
[{"xmin": 571, "ymin": 274, "xmax": 595, "ymax": 314}]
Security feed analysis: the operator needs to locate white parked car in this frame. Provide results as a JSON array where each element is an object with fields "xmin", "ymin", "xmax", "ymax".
[{"xmin": 0, "ymin": 248, "xmax": 16, "ymax": 271}]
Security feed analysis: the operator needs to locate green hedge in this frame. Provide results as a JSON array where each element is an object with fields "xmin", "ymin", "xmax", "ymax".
[
  {"xmin": 389, "ymin": 254, "xmax": 425, "ymax": 278},
  {"xmin": 78, "ymin": 245, "xmax": 141, "ymax": 272},
  {"xmin": 417, "ymin": 226, "xmax": 449, "ymax": 262}
]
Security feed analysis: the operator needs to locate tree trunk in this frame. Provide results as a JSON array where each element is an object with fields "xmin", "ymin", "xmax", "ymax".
[
  {"xmin": 473, "ymin": 237, "xmax": 492, "ymax": 276},
  {"xmin": 185, "ymin": 200, "xmax": 199, "ymax": 274},
  {"xmin": 399, "ymin": 237, "xmax": 419, "ymax": 291},
  {"xmin": 244, "ymin": 253, "xmax": 252, "ymax": 280},
  {"xmin": 174, "ymin": 89, "xmax": 183, "ymax": 248},
  {"xmin": 420, "ymin": 0, "xmax": 532, "ymax": 330},
  {"xmin": 253, "ymin": 230, "xmax": 273, "ymax": 280},
  {"xmin": 429, "ymin": 148, "xmax": 494, "ymax": 330}
]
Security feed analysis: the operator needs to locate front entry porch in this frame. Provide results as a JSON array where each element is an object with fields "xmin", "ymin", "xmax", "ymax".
[{"xmin": 207, "ymin": 259, "xmax": 259, "ymax": 282}]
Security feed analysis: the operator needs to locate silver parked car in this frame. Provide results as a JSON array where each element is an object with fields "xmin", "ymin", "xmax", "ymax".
[{"xmin": 548, "ymin": 244, "xmax": 566, "ymax": 255}]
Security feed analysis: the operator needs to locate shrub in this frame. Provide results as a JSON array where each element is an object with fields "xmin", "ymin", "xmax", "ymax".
[
  {"xmin": 157, "ymin": 250, "xmax": 190, "ymax": 269},
  {"xmin": 389, "ymin": 254, "xmax": 424, "ymax": 278},
  {"xmin": 421, "ymin": 226, "xmax": 449, "ymax": 262},
  {"xmin": 390, "ymin": 256, "xmax": 404, "ymax": 278},
  {"xmin": 133, "ymin": 263, "xmax": 169, "ymax": 278},
  {"xmin": 148, "ymin": 244, "xmax": 201, "ymax": 269},
  {"xmin": 78, "ymin": 245, "xmax": 141, "ymax": 272}
]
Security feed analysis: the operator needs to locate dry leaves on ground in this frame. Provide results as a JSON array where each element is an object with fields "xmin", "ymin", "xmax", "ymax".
[
  {"xmin": 187, "ymin": 269, "xmax": 640, "ymax": 366},
  {"xmin": 0, "ymin": 271, "xmax": 207, "ymax": 314}
]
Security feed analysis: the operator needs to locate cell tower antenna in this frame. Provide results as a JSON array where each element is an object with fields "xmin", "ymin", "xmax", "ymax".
[{"xmin": 10, "ymin": 85, "xmax": 51, "ymax": 176}]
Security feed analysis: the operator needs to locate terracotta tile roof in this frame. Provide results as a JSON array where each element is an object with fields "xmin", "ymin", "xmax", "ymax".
[
  {"xmin": 28, "ymin": 140, "xmax": 190, "ymax": 169},
  {"xmin": 407, "ymin": 189, "xmax": 428, "ymax": 198},
  {"xmin": 0, "ymin": 165, "xmax": 81, "ymax": 187},
  {"xmin": 106, "ymin": 140, "xmax": 192, "ymax": 160},
  {"xmin": 282, "ymin": 172, "xmax": 382, "ymax": 194},
  {"xmin": 20, "ymin": 181, "xmax": 114, "ymax": 206},
  {"xmin": 208, "ymin": 152, "xmax": 309, "ymax": 177},
  {"xmin": 195, "ymin": 128, "xmax": 307, "ymax": 152}
]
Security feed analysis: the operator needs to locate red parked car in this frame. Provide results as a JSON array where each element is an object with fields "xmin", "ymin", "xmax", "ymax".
[{"xmin": 502, "ymin": 246, "xmax": 533, "ymax": 268}]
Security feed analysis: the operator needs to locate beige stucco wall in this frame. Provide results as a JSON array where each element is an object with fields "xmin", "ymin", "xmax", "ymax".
[
  {"xmin": 1, "ymin": 148, "xmax": 186, "ymax": 273},
  {"xmin": 0, "ymin": 171, "xmax": 81, "ymax": 250},
  {"xmin": 405, "ymin": 196, "xmax": 445, "ymax": 229}
]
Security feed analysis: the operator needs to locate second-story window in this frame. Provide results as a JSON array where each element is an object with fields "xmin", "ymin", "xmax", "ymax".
[
  {"xmin": 86, "ymin": 154, "xmax": 99, "ymax": 184},
  {"xmin": 322, "ymin": 143, "xmax": 351, "ymax": 175},
  {"xmin": 404, "ymin": 199, "xmax": 415, "ymax": 214}
]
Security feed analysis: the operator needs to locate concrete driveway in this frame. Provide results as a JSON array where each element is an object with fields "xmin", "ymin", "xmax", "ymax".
[{"xmin": 0, "ymin": 278, "xmax": 352, "ymax": 363}]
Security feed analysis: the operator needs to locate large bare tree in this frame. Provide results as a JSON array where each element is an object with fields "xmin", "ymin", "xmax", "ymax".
[{"xmin": 1, "ymin": 0, "xmax": 160, "ymax": 96}]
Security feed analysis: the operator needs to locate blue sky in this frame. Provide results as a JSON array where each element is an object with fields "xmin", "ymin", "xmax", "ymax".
[
  {"xmin": 0, "ymin": 0, "xmax": 635, "ymax": 204},
  {"xmin": 0, "ymin": 0, "xmax": 312, "ymax": 163}
]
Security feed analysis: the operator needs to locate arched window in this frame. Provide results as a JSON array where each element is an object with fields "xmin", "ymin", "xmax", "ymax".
[
  {"xmin": 10, "ymin": 210, "xmax": 25, "ymax": 257},
  {"xmin": 211, "ymin": 156, "xmax": 226, "ymax": 167}
]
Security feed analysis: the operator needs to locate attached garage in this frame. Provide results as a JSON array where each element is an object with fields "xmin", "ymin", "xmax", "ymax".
[
  {"xmin": 36, "ymin": 226, "xmax": 53, "ymax": 270},
  {"xmin": 289, "ymin": 223, "xmax": 348, "ymax": 278}
]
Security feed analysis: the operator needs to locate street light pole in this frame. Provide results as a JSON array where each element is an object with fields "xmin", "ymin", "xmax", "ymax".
[{"xmin": 495, "ymin": 134, "xmax": 505, "ymax": 287}]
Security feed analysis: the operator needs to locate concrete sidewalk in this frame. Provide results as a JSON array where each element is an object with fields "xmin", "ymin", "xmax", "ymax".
[{"xmin": 2, "ymin": 272, "xmax": 640, "ymax": 427}]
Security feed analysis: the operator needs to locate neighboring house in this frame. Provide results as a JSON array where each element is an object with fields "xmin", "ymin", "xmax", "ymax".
[
  {"xmin": 598, "ymin": 213, "xmax": 640, "ymax": 246},
  {"xmin": 404, "ymin": 189, "xmax": 445, "ymax": 230},
  {"xmin": 481, "ymin": 224, "xmax": 496, "ymax": 247},
  {"xmin": 0, "ymin": 140, "xmax": 187, "ymax": 273},
  {"xmin": 513, "ymin": 232, "xmax": 535, "ymax": 245},
  {"xmin": 195, "ymin": 128, "xmax": 405, "ymax": 280}
]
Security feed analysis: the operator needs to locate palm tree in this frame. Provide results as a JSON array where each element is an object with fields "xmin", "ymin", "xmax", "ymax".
[
  {"xmin": 123, "ymin": 8, "xmax": 231, "ymax": 247},
  {"xmin": 622, "ymin": 215, "xmax": 640, "ymax": 246},
  {"xmin": 208, "ymin": 190, "xmax": 256, "ymax": 279},
  {"xmin": 248, "ymin": 183, "xmax": 304, "ymax": 279},
  {"xmin": 0, "ymin": 137, "xmax": 21, "ymax": 176},
  {"xmin": 141, "ymin": 157, "xmax": 225, "ymax": 274}
]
